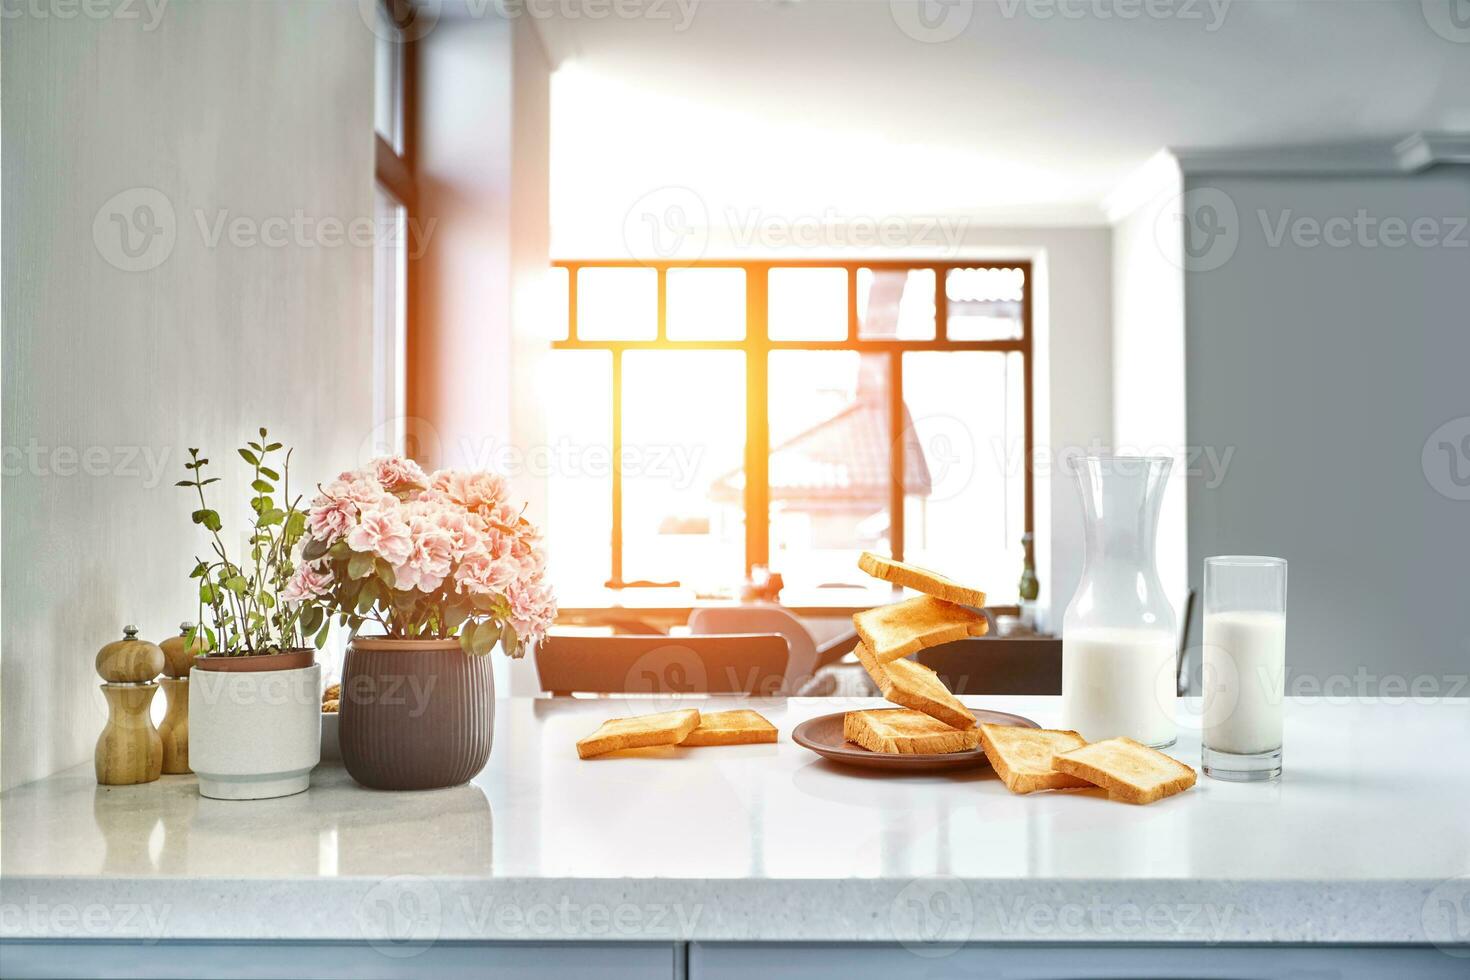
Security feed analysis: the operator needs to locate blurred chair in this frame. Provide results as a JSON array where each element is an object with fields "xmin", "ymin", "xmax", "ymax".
[
  {"xmin": 536, "ymin": 633, "xmax": 789, "ymax": 697},
  {"xmin": 687, "ymin": 606, "xmax": 856, "ymax": 693},
  {"xmin": 916, "ymin": 636, "xmax": 1063, "ymax": 695}
]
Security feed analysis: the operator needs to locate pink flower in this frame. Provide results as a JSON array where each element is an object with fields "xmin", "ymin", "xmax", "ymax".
[
  {"xmin": 392, "ymin": 520, "xmax": 455, "ymax": 593},
  {"xmin": 346, "ymin": 507, "xmax": 413, "ymax": 567},
  {"xmin": 307, "ymin": 494, "xmax": 356, "ymax": 545},
  {"xmin": 506, "ymin": 579, "xmax": 557, "ymax": 648},
  {"xmin": 454, "ymin": 550, "xmax": 519, "ymax": 597},
  {"xmin": 430, "ymin": 470, "xmax": 509, "ymax": 513},
  {"xmin": 371, "ymin": 455, "xmax": 428, "ymax": 492},
  {"xmin": 433, "ymin": 509, "xmax": 482, "ymax": 561},
  {"xmin": 282, "ymin": 562, "xmax": 333, "ymax": 603}
]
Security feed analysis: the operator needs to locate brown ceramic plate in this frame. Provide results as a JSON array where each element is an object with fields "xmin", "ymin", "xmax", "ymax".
[{"xmin": 792, "ymin": 709, "xmax": 1040, "ymax": 772}]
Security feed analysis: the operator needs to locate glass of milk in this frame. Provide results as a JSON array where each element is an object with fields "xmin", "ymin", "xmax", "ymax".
[
  {"xmin": 1201, "ymin": 556, "xmax": 1287, "ymax": 781},
  {"xmin": 1061, "ymin": 456, "xmax": 1178, "ymax": 747}
]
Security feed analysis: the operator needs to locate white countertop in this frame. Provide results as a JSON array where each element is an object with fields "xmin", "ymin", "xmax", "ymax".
[{"xmin": 2, "ymin": 696, "xmax": 1468, "ymax": 946}]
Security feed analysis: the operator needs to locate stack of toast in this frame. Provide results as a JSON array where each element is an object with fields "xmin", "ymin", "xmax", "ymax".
[
  {"xmin": 847, "ymin": 552, "xmax": 1196, "ymax": 805},
  {"xmin": 843, "ymin": 552, "xmax": 989, "ymax": 756},
  {"xmin": 576, "ymin": 708, "xmax": 778, "ymax": 759}
]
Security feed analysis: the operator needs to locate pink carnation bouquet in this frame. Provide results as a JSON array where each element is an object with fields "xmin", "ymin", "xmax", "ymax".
[{"xmin": 291, "ymin": 456, "xmax": 556, "ymax": 656}]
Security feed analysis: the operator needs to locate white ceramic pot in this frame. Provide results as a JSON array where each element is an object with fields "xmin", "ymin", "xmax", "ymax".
[{"xmin": 189, "ymin": 657, "xmax": 322, "ymax": 800}]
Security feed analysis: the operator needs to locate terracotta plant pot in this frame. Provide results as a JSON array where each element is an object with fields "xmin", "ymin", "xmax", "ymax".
[
  {"xmin": 189, "ymin": 649, "xmax": 321, "ymax": 800},
  {"xmin": 339, "ymin": 637, "xmax": 494, "ymax": 791}
]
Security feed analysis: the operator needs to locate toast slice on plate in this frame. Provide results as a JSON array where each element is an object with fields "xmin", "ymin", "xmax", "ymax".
[
  {"xmin": 855, "ymin": 642, "xmax": 975, "ymax": 730},
  {"xmin": 844, "ymin": 708, "xmax": 980, "ymax": 755},
  {"xmin": 681, "ymin": 709, "xmax": 778, "ymax": 746},
  {"xmin": 853, "ymin": 595, "xmax": 989, "ymax": 663},
  {"xmin": 976, "ymin": 723, "xmax": 1093, "ymax": 794},
  {"xmin": 576, "ymin": 709, "xmax": 701, "ymax": 759},
  {"xmin": 857, "ymin": 552, "xmax": 987, "ymax": 607},
  {"xmin": 1051, "ymin": 737, "xmax": 1198, "ymax": 804}
]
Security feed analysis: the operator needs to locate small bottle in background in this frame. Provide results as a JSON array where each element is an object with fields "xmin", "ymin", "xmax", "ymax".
[{"xmin": 1017, "ymin": 532, "xmax": 1039, "ymax": 632}]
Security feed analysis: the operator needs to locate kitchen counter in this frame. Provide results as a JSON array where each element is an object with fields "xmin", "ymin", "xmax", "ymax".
[{"xmin": 3, "ymin": 696, "xmax": 1468, "ymax": 973}]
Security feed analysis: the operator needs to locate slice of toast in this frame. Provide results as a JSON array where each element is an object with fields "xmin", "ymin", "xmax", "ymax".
[
  {"xmin": 855, "ymin": 642, "xmax": 975, "ymax": 730},
  {"xmin": 576, "ymin": 709, "xmax": 701, "ymax": 759},
  {"xmin": 853, "ymin": 595, "xmax": 989, "ymax": 663},
  {"xmin": 858, "ymin": 552, "xmax": 987, "ymax": 607},
  {"xmin": 1051, "ymin": 737, "xmax": 1198, "ymax": 804},
  {"xmin": 976, "ymin": 723, "xmax": 1093, "ymax": 794},
  {"xmin": 844, "ymin": 709, "xmax": 980, "ymax": 755},
  {"xmin": 681, "ymin": 709, "xmax": 778, "ymax": 746}
]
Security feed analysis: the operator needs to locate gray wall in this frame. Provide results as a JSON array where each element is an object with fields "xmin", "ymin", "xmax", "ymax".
[
  {"xmin": 2, "ymin": 3, "xmax": 376, "ymax": 790},
  {"xmin": 1184, "ymin": 167, "xmax": 1470, "ymax": 694}
]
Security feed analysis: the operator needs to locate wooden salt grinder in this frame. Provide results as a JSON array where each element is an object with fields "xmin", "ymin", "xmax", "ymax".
[
  {"xmin": 157, "ymin": 621, "xmax": 203, "ymax": 775},
  {"xmin": 95, "ymin": 625, "xmax": 164, "ymax": 785}
]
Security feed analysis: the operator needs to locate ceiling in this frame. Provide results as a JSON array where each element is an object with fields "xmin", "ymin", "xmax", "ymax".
[{"xmin": 532, "ymin": 0, "xmax": 1470, "ymax": 246}]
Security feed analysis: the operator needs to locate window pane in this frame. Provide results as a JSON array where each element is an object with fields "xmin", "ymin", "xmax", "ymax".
[
  {"xmin": 374, "ymin": 10, "xmax": 402, "ymax": 152},
  {"xmin": 667, "ymin": 267, "xmax": 745, "ymax": 340},
  {"xmin": 768, "ymin": 350, "xmax": 892, "ymax": 589},
  {"xmin": 768, "ymin": 267, "xmax": 847, "ymax": 340},
  {"xmin": 622, "ymin": 351, "xmax": 746, "ymax": 588},
  {"xmin": 901, "ymin": 351, "xmax": 1025, "ymax": 603},
  {"xmin": 577, "ymin": 267, "xmax": 656, "ymax": 340},
  {"xmin": 370, "ymin": 187, "xmax": 406, "ymax": 455},
  {"xmin": 858, "ymin": 268, "xmax": 935, "ymax": 340},
  {"xmin": 549, "ymin": 266, "xmax": 570, "ymax": 341},
  {"xmin": 946, "ymin": 267, "xmax": 1024, "ymax": 341},
  {"xmin": 545, "ymin": 350, "xmax": 613, "ymax": 595}
]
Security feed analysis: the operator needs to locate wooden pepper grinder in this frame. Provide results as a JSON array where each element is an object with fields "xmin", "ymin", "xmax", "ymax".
[
  {"xmin": 157, "ymin": 621, "xmax": 204, "ymax": 775},
  {"xmin": 95, "ymin": 625, "xmax": 164, "ymax": 785}
]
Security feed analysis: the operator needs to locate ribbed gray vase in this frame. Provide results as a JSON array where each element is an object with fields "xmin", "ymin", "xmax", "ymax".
[{"xmin": 340, "ymin": 638, "xmax": 494, "ymax": 790}]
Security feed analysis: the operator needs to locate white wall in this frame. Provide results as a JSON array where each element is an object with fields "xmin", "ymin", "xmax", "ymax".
[
  {"xmin": 1, "ymin": 4, "xmax": 375, "ymax": 790},
  {"xmin": 1184, "ymin": 166, "xmax": 1470, "ymax": 691},
  {"xmin": 1110, "ymin": 160, "xmax": 1190, "ymax": 656}
]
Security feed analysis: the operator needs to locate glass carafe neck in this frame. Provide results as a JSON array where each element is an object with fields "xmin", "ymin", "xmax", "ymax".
[{"xmin": 1075, "ymin": 455, "xmax": 1171, "ymax": 577}]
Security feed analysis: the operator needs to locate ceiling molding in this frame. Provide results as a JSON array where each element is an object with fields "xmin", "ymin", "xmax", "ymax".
[{"xmin": 1171, "ymin": 132, "xmax": 1470, "ymax": 177}]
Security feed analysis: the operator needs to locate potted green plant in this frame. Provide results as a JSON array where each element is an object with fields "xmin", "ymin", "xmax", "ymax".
[
  {"xmin": 180, "ymin": 429, "xmax": 330, "ymax": 800},
  {"xmin": 302, "ymin": 456, "xmax": 555, "ymax": 790}
]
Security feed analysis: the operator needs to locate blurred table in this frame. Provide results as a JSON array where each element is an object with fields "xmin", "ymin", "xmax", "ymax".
[{"xmin": 555, "ymin": 585, "xmax": 905, "ymax": 631}]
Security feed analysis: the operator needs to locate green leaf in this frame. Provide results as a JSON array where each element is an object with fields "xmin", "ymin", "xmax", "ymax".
[
  {"xmin": 199, "ymin": 478, "xmax": 220, "ymax": 486},
  {"xmin": 500, "ymin": 625, "xmax": 520, "ymax": 659},
  {"xmin": 301, "ymin": 605, "xmax": 324, "ymax": 635},
  {"xmin": 347, "ymin": 551, "xmax": 375, "ymax": 580},
  {"xmin": 251, "ymin": 479, "xmax": 274, "ymax": 494},
  {"xmin": 189, "ymin": 560, "xmax": 209, "ymax": 579},
  {"xmin": 175, "ymin": 480, "xmax": 194, "ymax": 488},
  {"xmin": 375, "ymin": 560, "xmax": 397, "ymax": 587},
  {"xmin": 264, "ymin": 443, "xmax": 283, "ymax": 453},
  {"xmin": 356, "ymin": 579, "xmax": 378, "ymax": 614},
  {"xmin": 459, "ymin": 632, "xmax": 475, "ymax": 655},
  {"xmin": 259, "ymin": 466, "xmax": 280, "ymax": 480},
  {"xmin": 199, "ymin": 582, "xmax": 215, "ymax": 603},
  {"xmin": 191, "ymin": 509, "xmax": 222, "ymax": 532},
  {"xmin": 238, "ymin": 448, "xmax": 259, "ymax": 465},
  {"xmin": 259, "ymin": 592, "xmax": 276, "ymax": 609},
  {"xmin": 303, "ymin": 536, "xmax": 329, "ymax": 561},
  {"xmin": 470, "ymin": 619, "xmax": 502, "ymax": 656},
  {"xmin": 224, "ymin": 575, "xmax": 249, "ymax": 595},
  {"xmin": 259, "ymin": 508, "xmax": 285, "ymax": 527},
  {"xmin": 314, "ymin": 620, "xmax": 330, "ymax": 649}
]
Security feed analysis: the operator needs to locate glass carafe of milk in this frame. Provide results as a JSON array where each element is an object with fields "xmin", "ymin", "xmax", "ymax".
[{"xmin": 1062, "ymin": 455, "xmax": 1178, "ymax": 747}]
